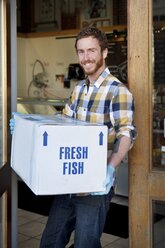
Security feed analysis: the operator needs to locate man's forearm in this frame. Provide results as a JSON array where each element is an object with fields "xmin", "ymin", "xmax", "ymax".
[{"xmin": 108, "ymin": 136, "xmax": 131, "ymax": 169}]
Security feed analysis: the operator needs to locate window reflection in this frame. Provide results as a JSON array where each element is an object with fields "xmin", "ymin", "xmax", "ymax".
[
  {"xmin": 152, "ymin": 1, "xmax": 165, "ymax": 169},
  {"xmin": 0, "ymin": 93, "xmax": 2, "ymax": 165},
  {"xmin": 0, "ymin": 1, "xmax": 3, "ymax": 167},
  {"xmin": 0, "ymin": 34, "xmax": 1, "ymax": 166}
]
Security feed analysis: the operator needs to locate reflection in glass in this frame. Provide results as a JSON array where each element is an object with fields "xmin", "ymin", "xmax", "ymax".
[
  {"xmin": 0, "ymin": 87, "xmax": 2, "ymax": 166},
  {"xmin": 152, "ymin": 1, "xmax": 165, "ymax": 169},
  {"xmin": 0, "ymin": 6, "xmax": 1, "ymax": 246},
  {"xmin": 0, "ymin": 36, "xmax": 1, "ymax": 165},
  {"xmin": 153, "ymin": 200, "xmax": 165, "ymax": 247},
  {"xmin": 0, "ymin": 0, "xmax": 3, "ymax": 167},
  {"xmin": 0, "ymin": 1, "xmax": 6, "ymax": 246}
]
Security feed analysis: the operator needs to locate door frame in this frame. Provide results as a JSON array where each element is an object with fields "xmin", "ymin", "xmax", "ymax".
[
  {"xmin": 1, "ymin": 0, "xmax": 165, "ymax": 247},
  {"xmin": 0, "ymin": 0, "xmax": 17, "ymax": 247},
  {"xmin": 0, "ymin": 164, "xmax": 11, "ymax": 247},
  {"xmin": 8, "ymin": 0, "xmax": 18, "ymax": 247},
  {"xmin": 0, "ymin": 0, "xmax": 11, "ymax": 247},
  {"xmin": 128, "ymin": 0, "xmax": 165, "ymax": 247}
]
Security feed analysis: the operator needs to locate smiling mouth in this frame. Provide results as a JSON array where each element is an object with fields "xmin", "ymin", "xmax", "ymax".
[
  {"xmin": 84, "ymin": 63, "xmax": 92, "ymax": 67},
  {"xmin": 83, "ymin": 60, "xmax": 94, "ymax": 67}
]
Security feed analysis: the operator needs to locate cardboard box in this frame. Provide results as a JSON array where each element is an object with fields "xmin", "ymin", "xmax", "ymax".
[{"xmin": 11, "ymin": 114, "xmax": 108, "ymax": 195}]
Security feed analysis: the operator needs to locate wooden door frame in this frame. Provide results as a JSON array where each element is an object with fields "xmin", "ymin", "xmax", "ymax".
[
  {"xmin": 0, "ymin": 0, "xmax": 12, "ymax": 247},
  {"xmin": 7, "ymin": 0, "xmax": 18, "ymax": 247},
  {"xmin": 0, "ymin": 164, "xmax": 11, "ymax": 247},
  {"xmin": 0, "ymin": 0, "xmax": 18, "ymax": 247},
  {"xmin": 128, "ymin": 0, "xmax": 165, "ymax": 247},
  {"xmin": 0, "ymin": 164, "xmax": 11, "ymax": 197}
]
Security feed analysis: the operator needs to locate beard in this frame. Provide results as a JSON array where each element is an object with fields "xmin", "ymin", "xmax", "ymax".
[{"xmin": 80, "ymin": 56, "xmax": 104, "ymax": 76}]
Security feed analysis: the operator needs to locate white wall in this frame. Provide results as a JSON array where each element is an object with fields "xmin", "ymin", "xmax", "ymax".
[{"xmin": 17, "ymin": 36, "xmax": 79, "ymax": 99}]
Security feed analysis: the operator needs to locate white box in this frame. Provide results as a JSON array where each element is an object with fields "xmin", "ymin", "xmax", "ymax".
[{"xmin": 11, "ymin": 114, "xmax": 108, "ymax": 195}]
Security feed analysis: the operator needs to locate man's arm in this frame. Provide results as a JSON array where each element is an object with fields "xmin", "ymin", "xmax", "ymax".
[{"xmin": 108, "ymin": 135, "xmax": 132, "ymax": 169}]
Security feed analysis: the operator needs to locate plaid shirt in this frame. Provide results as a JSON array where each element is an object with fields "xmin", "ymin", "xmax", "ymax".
[{"xmin": 63, "ymin": 67, "xmax": 136, "ymax": 151}]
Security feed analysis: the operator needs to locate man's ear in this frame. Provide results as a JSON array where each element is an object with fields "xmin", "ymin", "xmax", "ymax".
[{"xmin": 103, "ymin": 48, "xmax": 108, "ymax": 59}]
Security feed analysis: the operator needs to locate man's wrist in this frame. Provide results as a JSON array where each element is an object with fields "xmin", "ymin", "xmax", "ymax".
[{"xmin": 107, "ymin": 163, "xmax": 115, "ymax": 171}]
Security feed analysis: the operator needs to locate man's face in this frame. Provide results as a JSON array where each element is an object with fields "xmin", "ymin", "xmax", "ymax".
[{"xmin": 76, "ymin": 37, "xmax": 107, "ymax": 77}]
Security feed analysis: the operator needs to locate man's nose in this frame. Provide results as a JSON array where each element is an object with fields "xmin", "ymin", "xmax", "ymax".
[{"xmin": 83, "ymin": 51, "xmax": 90, "ymax": 60}]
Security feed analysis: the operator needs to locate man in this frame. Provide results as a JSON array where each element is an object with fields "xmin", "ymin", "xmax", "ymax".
[{"xmin": 39, "ymin": 26, "xmax": 136, "ymax": 248}]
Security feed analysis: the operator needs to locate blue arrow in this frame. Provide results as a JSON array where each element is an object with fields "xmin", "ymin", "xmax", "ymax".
[
  {"xmin": 43, "ymin": 131, "xmax": 48, "ymax": 146},
  {"xmin": 99, "ymin": 132, "xmax": 104, "ymax": 146}
]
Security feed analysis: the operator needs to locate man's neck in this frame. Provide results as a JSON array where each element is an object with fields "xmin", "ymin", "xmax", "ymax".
[{"xmin": 87, "ymin": 65, "xmax": 106, "ymax": 83}]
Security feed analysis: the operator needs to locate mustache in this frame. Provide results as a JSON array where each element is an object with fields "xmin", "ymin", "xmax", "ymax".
[{"xmin": 82, "ymin": 60, "xmax": 94, "ymax": 65}]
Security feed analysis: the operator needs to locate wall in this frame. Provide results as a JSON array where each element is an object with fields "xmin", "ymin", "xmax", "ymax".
[{"xmin": 17, "ymin": 36, "xmax": 79, "ymax": 99}]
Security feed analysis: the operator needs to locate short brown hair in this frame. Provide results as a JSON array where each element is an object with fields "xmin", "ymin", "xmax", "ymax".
[{"xmin": 75, "ymin": 27, "xmax": 109, "ymax": 52}]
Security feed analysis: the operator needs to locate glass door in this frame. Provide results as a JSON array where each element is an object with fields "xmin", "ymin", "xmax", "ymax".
[
  {"xmin": 0, "ymin": 0, "xmax": 10, "ymax": 247},
  {"xmin": 128, "ymin": 0, "xmax": 165, "ymax": 247},
  {"xmin": 152, "ymin": 0, "xmax": 165, "ymax": 170},
  {"xmin": 152, "ymin": 1, "xmax": 165, "ymax": 246}
]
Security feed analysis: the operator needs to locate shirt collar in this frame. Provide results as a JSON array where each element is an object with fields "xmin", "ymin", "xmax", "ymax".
[{"xmin": 83, "ymin": 67, "xmax": 110, "ymax": 88}]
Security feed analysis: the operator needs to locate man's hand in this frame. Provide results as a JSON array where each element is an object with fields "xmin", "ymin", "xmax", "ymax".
[
  {"xmin": 9, "ymin": 112, "xmax": 21, "ymax": 134},
  {"xmin": 9, "ymin": 118, "xmax": 15, "ymax": 134},
  {"xmin": 91, "ymin": 164, "xmax": 115, "ymax": 195}
]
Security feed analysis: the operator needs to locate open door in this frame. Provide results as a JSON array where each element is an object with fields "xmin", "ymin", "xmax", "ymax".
[
  {"xmin": 0, "ymin": 0, "xmax": 18, "ymax": 247},
  {"xmin": 128, "ymin": 0, "xmax": 165, "ymax": 247},
  {"xmin": 0, "ymin": 0, "xmax": 11, "ymax": 247}
]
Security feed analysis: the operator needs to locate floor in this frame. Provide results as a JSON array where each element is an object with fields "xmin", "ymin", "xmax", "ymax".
[
  {"xmin": 18, "ymin": 207, "xmax": 129, "ymax": 248},
  {"xmin": 17, "ymin": 195, "xmax": 129, "ymax": 248},
  {"xmin": 17, "ymin": 196, "xmax": 165, "ymax": 248}
]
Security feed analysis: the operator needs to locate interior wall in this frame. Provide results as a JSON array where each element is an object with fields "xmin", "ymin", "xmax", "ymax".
[{"xmin": 17, "ymin": 36, "xmax": 79, "ymax": 99}]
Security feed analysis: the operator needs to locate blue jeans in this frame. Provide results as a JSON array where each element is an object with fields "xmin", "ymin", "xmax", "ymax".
[{"xmin": 40, "ymin": 189, "xmax": 114, "ymax": 248}]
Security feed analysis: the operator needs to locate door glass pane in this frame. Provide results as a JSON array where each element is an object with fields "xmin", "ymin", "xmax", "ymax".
[
  {"xmin": 0, "ymin": 0, "xmax": 5, "ymax": 168},
  {"xmin": 153, "ymin": 200, "xmax": 165, "ymax": 247},
  {"xmin": 0, "ymin": 1, "xmax": 7, "ymax": 247},
  {"xmin": 0, "ymin": 2, "xmax": 3, "ymax": 167},
  {"xmin": 152, "ymin": 0, "xmax": 165, "ymax": 169},
  {"xmin": 0, "ymin": 7, "xmax": 3, "ymax": 166}
]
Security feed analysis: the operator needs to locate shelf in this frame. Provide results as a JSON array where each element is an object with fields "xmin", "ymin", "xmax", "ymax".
[
  {"xmin": 17, "ymin": 25, "xmax": 127, "ymax": 38},
  {"xmin": 153, "ymin": 129, "xmax": 164, "ymax": 134},
  {"xmin": 17, "ymin": 22, "xmax": 165, "ymax": 39}
]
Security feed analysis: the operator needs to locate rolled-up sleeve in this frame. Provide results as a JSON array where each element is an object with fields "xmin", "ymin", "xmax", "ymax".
[{"xmin": 109, "ymin": 84, "xmax": 137, "ymax": 148}]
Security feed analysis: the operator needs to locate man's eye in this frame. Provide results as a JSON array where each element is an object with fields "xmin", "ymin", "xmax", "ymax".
[
  {"xmin": 78, "ymin": 51, "xmax": 83, "ymax": 55},
  {"xmin": 89, "ymin": 49, "xmax": 96, "ymax": 53}
]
